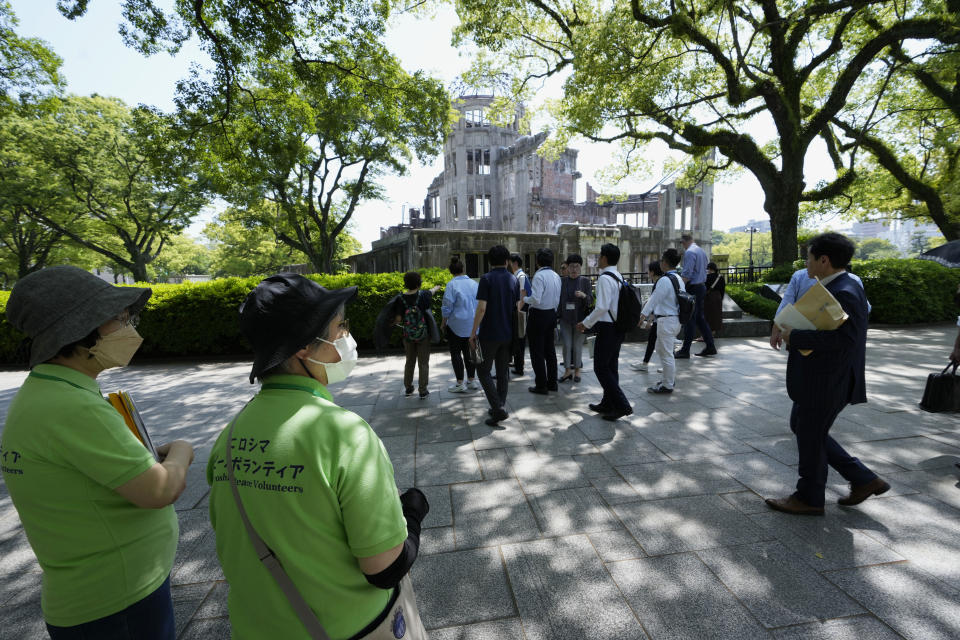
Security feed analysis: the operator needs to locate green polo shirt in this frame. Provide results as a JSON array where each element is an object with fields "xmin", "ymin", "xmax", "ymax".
[
  {"xmin": 206, "ymin": 374, "xmax": 408, "ymax": 640},
  {"xmin": 0, "ymin": 364, "xmax": 177, "ymax": 626}
]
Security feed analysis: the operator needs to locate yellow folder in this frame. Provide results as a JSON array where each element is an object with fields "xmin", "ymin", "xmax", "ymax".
[
  {"xmin": 773, "ymin": 280, "xmax": 848, "ymax": 356},
  {"xmin": 107, "ymin": 391, "xmax": 159, "ymax": 460}
]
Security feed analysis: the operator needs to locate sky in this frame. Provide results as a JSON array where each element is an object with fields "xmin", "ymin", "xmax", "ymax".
[{"xmin": 9, "ymin": 1, "xmax": 836, "ymax": 251}]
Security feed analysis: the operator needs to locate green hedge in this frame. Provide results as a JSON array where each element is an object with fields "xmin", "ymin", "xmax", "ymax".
[
  {"xmin": 726, "ymin": 284, "xmax": 780, "ymax": 320},
  {"xmin": 0, "ymin": 269, "xmax": 452, "ymax": 365},
  {"xmin": 729, "ymin": 259, "xmax": 960, "ymax": 324}
]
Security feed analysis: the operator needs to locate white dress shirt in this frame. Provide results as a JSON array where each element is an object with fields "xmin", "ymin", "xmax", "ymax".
[
  {"xmin": 641, "ymin": 271, "xmax": 683, "ymax": 317},
  {"xmin": 524, "ymin": 267, "xmax": 562, "ymax": 311},
  {"xmin": 583, "ymin": 266, "xmax": 621, "ymax": 328}
]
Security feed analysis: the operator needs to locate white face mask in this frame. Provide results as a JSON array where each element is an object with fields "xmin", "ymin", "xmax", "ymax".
[
  {"xmin": 87, "ymin": 324, "xmax": 143, "ymax": 369},
  {"xmin": 306, "ymin": 334, "xmax": 358, "ymax": 384}
]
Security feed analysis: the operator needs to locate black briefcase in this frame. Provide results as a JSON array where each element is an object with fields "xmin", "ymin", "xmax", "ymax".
[{"xmin": 919, "ymin": 361, "xmax": 960, "ymax": 412}]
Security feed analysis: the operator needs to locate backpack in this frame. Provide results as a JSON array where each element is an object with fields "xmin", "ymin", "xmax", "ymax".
[
  {"xmin": 601, "ymin": 271, "xmax": 643, "ymax": 333},
  {"xmin": 401, "ymin": 295, "xmax": 427, "ymax": 342},
  {"xmin": 667, "ymin": 273, "xmax": 695, "ymax": 325}
]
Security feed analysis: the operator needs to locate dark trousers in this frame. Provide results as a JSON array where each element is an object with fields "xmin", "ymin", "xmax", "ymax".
[
  {"xmin": 47, "ymin": 575, "xmax": 175, "ymax": 640},
  {"xmin": 478, "ymin": 339, "xmax": 511, "ymax": 411},
  {"xmin": 643, "ymin": 321, "xmax": 658, "ymax": 363},
  {"xmin": 790, "ymin": 388, "xmax": 877, "ymax": 507},
  {"xmin": 403, "ymin": 338, "xmax": 430, "ymax": 392},
  {"xmin": 680, "ymin": 282, "xmax": 716, "ymax": 352},
  {"xmin": 511, "ymin": 317, "xmax": 527, "ymax": 372},
  {"xmin": 446, "ymin": 328, "xmax": 476, "ymax": 381},
  {"xmin": 527, "ymin": 308, "xmax": 558, "ymax": 389},
  {"xmin": 593, "ymin": 322, "xmax": 631, "ymax": 413}
]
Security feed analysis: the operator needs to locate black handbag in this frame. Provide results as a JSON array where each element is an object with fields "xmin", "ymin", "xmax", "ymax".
[{"xmin": 919, "ymin": 361, "xmax": 960, "ymax": 412}]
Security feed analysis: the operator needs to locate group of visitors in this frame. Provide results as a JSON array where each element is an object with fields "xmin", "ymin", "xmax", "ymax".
[{"xmin": 2, "ymin": 230, "xmax": 941, "ymax": 639}]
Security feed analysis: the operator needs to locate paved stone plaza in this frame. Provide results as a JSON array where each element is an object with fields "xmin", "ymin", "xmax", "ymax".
[{"xmin": 1, "ymin": 325, "xmax": 959, "ymax": 639}]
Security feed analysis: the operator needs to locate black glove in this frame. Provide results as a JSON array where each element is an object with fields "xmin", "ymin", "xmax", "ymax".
[{"xmin": 399, "ymin": 487, "xmax": 429, "ymax": 523}]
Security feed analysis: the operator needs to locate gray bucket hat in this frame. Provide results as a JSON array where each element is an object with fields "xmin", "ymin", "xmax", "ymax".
[{"xmin": 6, "ymin": 266, "xmax": 152, "ymax": 367}]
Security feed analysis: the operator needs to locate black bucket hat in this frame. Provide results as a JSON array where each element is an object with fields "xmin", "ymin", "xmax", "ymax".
[
  {"xmin": 6, "ymin": 266, "xmax": 152, "ymax": 368},
  {"xmin": 239, "ymin": 273, "xmax": 357, "ymax": 383}
]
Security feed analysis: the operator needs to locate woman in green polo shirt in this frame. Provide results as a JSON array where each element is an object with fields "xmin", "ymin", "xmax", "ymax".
[
  {"xmin": 1, "ymin": 266, "xmax": 195, "ymax": 639},
  {"xmin": 206, "ymin": 273, "xmax": 429, "ymax": 639}
]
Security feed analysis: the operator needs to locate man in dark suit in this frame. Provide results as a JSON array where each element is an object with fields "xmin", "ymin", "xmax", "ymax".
[{"xmin": 766, "ymin": 233, "xmax": 889, "ymax": 516}]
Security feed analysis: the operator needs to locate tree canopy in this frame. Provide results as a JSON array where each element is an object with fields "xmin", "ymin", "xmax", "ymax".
[{"xmin": 453, "ymin": 0, "xmax": 960, "ymax": 265}]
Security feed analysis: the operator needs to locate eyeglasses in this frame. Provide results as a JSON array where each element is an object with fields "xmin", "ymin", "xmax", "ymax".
[
  {"xmin": 111, "ymin": 312, "xmax": 140, "ymax": 328},
  {"xmin": 313, "ymin": 318, "xmax": 349, "ymax": 344}
]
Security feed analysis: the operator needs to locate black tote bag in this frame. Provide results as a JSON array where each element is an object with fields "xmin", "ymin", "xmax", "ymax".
[{"xmin": 919, "ymin": 361, "xmax": 960, "ymax": 412}]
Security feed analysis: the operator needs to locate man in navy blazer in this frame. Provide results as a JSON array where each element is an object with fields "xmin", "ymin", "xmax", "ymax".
[{"xmin": 766, "ymin": 233, "xmax": 890, "ymax": 516}]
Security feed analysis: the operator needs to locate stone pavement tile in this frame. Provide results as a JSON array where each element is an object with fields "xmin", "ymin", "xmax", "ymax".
[
  {"xmin": 712, "ymin": 405, "xmax": 791, "ymax": 436},
  {"xmin": 573, "ymin": 414, "xmax": 636, "ymax": 441},
  {"xmin": 193, "ymin": 581, "xmax": 229, "ymax": 619},
  {"xmin": 175, "ymin": 459, "xmax": 212, "ymax": 511},
  {"xmin": 743, "ymin": 435, "xmax": 799, "ymax": 466},
  {"xmin": 882, "ymin": 467, "xmax": 960, "ymax": 510},
  {"xmin": 587, "ymin": 527, "xmax": 647, "ymax": 562},
  {"xmin": 171, "ymin": 516, "xmax": 223, "ymax": 585},
  {"xmin": 512, "ymin": 455, "xmax": 590, "ymax": 493},
  {"xmin": 420, "ymin": 526, "xmax": 457, "ymax": 556},
  {"xmin": 451, "ymin": 479, "xmax": 540, "ymax": 549},
  {"xmin": 0, "ymin": 566, "xmax": 39, "ymax": 607},
  {"xmin": 476, "ymin": 449, "xmax": 513, "ymax": 480},
  {"xmin": 502, "ymin": 445, "xmax": 540, "ymax": 461},
  {"xmin": 410, "ymin": 547, "xmax": 516, "ymax": 629},
  {"xmin": 748, "ymin": 510, "xmax": 906, "ymax": 571},
  {"xmin": 846, "ymin": 494, "xmax": 960, "ymax": 542},
  {"xmin": 0, "ymin": 531, "xmax": 37, "ymax": 578},
  {"xmin": 614, "ymin": 494, "xmax": 771, "ymax": 556},
  {"xmin": 180, "ymin": 617, "xmax": 231, "ymax": 640},
  {"xmin": 616, "ymin": 460, "xmax": 744, "ymax": 500},
  {"xmin": 415, "ymin": 440, "xmax": 481, "ymax": 486},
  {"xmin": 419, "ymin": 484, "xmax": 452, "ymax": 528},
  {"xmin": 824, "ymin": 563, "xmax": 960, "ymax": 640},
  {"xmin": 380, "ymin": 435, "xmax": 415, "ymax": 488},
  {"xmin": 427, "ymin": 618, "xmax": 526, "ymax": 640},
  {"xmin": 172, "ymin": 582, "xmax": 215, "ymax": 637},
  {"xmin": 855, "ymin": 436, "xmax": 960, "ymax": 471},
  {"xmin": 527, "ymin": 487, "xmax": 620, "ymax": 536},
  {"xmin": 608, "ymin": 552, "xmax": 769, "ymax": 640},
  {"xmin": 367, "ymin": 412, "xmax": 419, "ymax": 438},
  {"xmin": 523, "ymin": 423, "xmax": 598, "ymax": 456},
  {"xmin": 770, "ymin": 615, "xmax": 901, "ymax": 640},
  {"xmin": 593, "ymin": 433, "xmax": 670, "ymax": 467},
  {"xmin": 589, "ymin": 476, "xmax": 642, "ymax": 505},
  {"xmin": 720, "ymin": 490, "xmax": 770, "ymax": 515},
  {"xmin": 572, "ymin": 452, "xmax": 617, "ymax": 478},
  {"xmin": 632, "ymin": 423, "xmax": 740, "ymax": 460},
  {"xmin": 926, "ymin": 431, "xmax": 960, "ymax": 449},
  {"xmin": 501, "ymin": 535, "xmax": 645, "ymax": 640},
  {"xmin": 0, "ymin": 595, "xmax": 46, "ymax": 640},
  {"xmin": 698, "ymin": 541, "xmax": 864, "ymax": 628},
  {"xmin": 467, "ymin": 421, "xmax": 535, "ymax": 451},
  {"xmin": 416, "ymin": 416, "xmax": 472, "ymax": 443}
]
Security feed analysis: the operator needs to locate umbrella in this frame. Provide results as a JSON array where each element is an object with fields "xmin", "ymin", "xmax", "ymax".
[{"xmin": 918, "ymin": 239, "xmax": 960, "ymax": 268}]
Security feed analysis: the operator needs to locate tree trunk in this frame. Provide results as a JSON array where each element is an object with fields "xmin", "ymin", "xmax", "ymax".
[
  {"xmin": 131, "ymin": 258, "xmax": 149, "ymax": 283},
  {"xmin": 766, "ymin": 198, "xmax": 800, "ymax": 267}
]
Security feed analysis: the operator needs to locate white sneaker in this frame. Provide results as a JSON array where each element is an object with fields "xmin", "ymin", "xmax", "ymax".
[
  {"xmin": 657, "ymin": 367, "xmax": 663, "ymax": 373},
  {"xmin": 447, "ymin": 383, "xmax": 468, "ymax": 393},
  {"xmin": 467, "ymin": 379, "xmax": 481, "ymax": 390},
  {"xmin": 629, "ymin": 362, "xmax": 649, "ymax": 371}
]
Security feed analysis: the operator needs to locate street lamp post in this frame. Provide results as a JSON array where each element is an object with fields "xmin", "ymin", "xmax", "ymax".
[{"xmin": 748, "ymin": 226, "xmax": 758, "ymax": 282}]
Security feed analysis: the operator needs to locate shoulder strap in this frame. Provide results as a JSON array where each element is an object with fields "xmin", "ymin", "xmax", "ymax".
[
  {"xmin": 708, "ymin": 274, "xmax": 721, "ymax": 290},
  {"xmin": 226, "ymin": 417, "xmax": 331, "ymax": 640},
  {"xmin": 600, "ymin": 271, "xmax": 622, "ymax": 322},
  {"xmin": 667, "ymin": 272, "xmax": 682, "ymax": 301}
]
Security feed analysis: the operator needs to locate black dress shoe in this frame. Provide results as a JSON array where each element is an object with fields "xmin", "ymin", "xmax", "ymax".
[
  {"xmin": 588, "ymin": 403, "xmax": 609, "ymax": 413},
  {"xmin": 547, "ymin": 383, "xmax": 559, "ymax": 392},
  {"xmin": 674, "ymin": 351, "xmax": 690, "ymax": 359},
  {"xmin": 602, "ymin": 407, "xmax": 634, "ymax": 421},
  {"xmin": 528, "ymin": 386, "xmax": 549, "ymax": 395},
  {"xmin": 485, "ymin": 409, "xmax": 508, "ymax": 425},
  {"xmin": 695, "ymin": 347, "xmax": 718, "ymax": 357}
]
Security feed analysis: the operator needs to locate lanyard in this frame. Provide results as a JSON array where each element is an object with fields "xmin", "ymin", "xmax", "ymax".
[
  {"xmin": 261, "ymin": 382, "xmax": 327, "ymax": 398},
  {"xmin": 28, "ymin": 371, "xmax": 102, "ymax": 397}
]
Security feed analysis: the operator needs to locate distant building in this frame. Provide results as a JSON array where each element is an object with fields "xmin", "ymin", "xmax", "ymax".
[
  {"xmin": 350, "ymin": 95, "xmax": 715, "ymax": 276},
  {"xmin": 729, "ymin": 219, "xmax": 770, "ymax": 233},
  {"xmin": 851, "ymin": 217, "xmax": 943, "ymax": 255}
]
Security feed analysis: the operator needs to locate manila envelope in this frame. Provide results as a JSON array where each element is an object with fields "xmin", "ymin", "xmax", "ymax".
[{"xmin": 774, "ymin": 280, "xmax": 848, "ymax": 355}]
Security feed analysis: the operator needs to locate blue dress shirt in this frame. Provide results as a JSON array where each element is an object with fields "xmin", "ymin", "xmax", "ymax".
[
  {"xmin": 441, "ymin": 275, "xmax": 479, "ymax": 338},
  {"xmin": 680, "ymin": 243, "xmax": 707, "ymax": 285}
]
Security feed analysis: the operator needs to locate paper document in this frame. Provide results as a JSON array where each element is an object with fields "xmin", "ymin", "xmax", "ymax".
[
  {"xmin": 107, "ymin": 391, "xmax": 159, "ymax": 460},
  {"xmin": 773, "ymin": 280, "xmax": 848, "ymax": 356}
]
